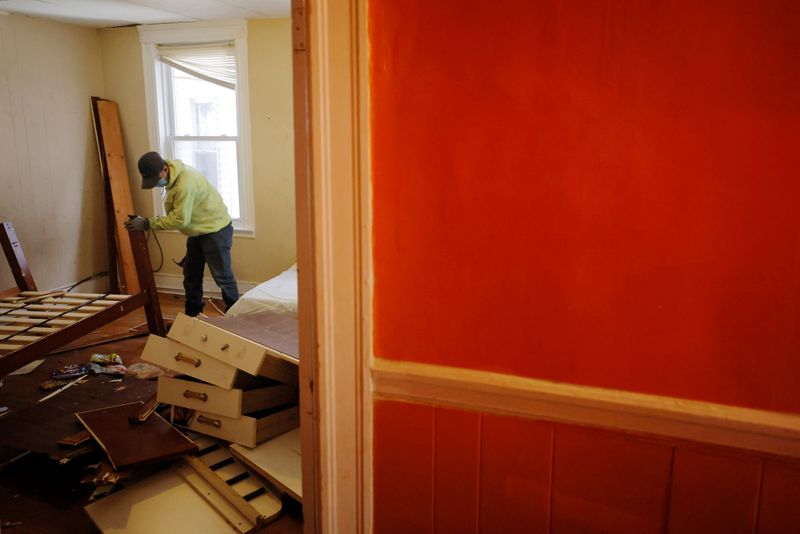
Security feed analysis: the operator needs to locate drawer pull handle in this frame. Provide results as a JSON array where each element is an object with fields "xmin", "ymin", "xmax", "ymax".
[
  {"xmin": 200, "ymin": 334, "xmax": 208, "ymax": 342},
  {"xmin": 174, "ymin": 353, "xmax": 202, "ymax": 368},
  {"xmin": 183, "ymin": 390, "xmax": 208, "ymax": 402},
  {"xmin": 220, "ymin": 343, "xmax": 230, "ymax": 351},
  {"xmin": 197, "ymin": 415, "xmax": 222, "ymax": 428}
]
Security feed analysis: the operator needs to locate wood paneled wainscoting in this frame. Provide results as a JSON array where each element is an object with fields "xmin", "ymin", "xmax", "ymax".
[{"xmin": 372, "ymin": 360, "xmax": 800, "ymax": 533}]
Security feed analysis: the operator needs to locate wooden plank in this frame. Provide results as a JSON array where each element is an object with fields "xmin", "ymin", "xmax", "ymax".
[
  {"xmin": 42, "ymin": 297, "xmax": 116, "ymax": 306},
  {"xmin": 26, "ymin": 304, "xmax": 104, "ymax": 312},
  {"xmin": 17, "ymin": 291, "xmax": 65, "ymax": 297},
  {"xmin": 7, "ymin": 310, "xmax": 92, "ymax": 319},
  {"xmin": 0, "ymin": 317, "xmax": 75, "ymax": 326},
  {"xmin": 0, "ymin": 335, "xmax": 43, "ymax": 343},
  {"xmin": 93, "ymin": 98, "xmax": 140, "ymax": 295},
  {"xmin": 92, "ymin": 95, "xmax": 121, "ymax": 294},
  {"xmin": 66, "ymin": 293, "xmax": 128, "ymax": 300},
  {"xmin": 0, "ymin": 325, "xmax": 59, "ymax": 334},
  {"xmin": 11, "ymin": 291, "xmax": 65, "ymax": 304}
]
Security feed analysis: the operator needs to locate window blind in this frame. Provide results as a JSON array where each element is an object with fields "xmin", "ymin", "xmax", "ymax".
[{"xmin": 157, "ymin": 42, "xmax": 236, "ymax": 89}]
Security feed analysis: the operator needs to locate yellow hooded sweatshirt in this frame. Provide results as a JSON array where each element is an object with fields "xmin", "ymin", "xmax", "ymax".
[{"xmin": 148, "ymin": 160, "xmax": 231, "ymax": 237}]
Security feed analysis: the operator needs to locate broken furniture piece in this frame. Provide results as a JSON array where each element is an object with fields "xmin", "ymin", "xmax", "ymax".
[
  {"xmin": 85, "ymin": 435, "xmax": 283, "ymax": 534},
  {"xmin": 142, "ymin": 311, "xmax": 300, "ymax": 448},
  {"xmin": 230, "ymin": 427, "xmax": 302, "ymax": 502},
  {"xmin": 0, "ymin": 220, "xmax": 165, "ymax": 377},
  {"xmin": 75, "ymin": 401, "xmax": 197, "ymax": 471}
]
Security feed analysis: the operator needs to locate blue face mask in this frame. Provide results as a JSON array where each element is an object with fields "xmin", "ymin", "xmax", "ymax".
[{"xmin": 156, "ymin": 178, "xmax": 169, "ymax": 187}]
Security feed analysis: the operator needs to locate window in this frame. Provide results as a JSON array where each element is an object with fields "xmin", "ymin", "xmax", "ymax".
[{"xmin": 139, "ymin": 20, "xmax": 253, "ymax": 233}]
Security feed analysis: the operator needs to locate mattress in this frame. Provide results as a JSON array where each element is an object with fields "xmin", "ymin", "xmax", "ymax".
[{"xmin": 226, "ymin": 264, "xmax": 297, "ymax": 317}]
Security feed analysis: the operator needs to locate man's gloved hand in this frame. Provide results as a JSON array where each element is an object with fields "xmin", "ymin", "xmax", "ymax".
[{"xmin": 124, "ymin": 215, "xmax": 150, "ymax": 232}]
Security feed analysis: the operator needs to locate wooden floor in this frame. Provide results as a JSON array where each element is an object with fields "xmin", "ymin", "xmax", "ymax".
[{"xmin": 0, "ymin": 293, "xmax": 303, "ymax": 533}]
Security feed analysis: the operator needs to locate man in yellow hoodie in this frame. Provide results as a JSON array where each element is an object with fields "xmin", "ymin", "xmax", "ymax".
[{"xmin": 124, "ymin": 151, "xmax": 239, "ymax": 317}]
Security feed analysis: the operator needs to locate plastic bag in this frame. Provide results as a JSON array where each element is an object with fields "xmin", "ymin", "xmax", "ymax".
[
  {"xmin": 125, "ymin": 362, "xmax": 164, "ymax": 380},
  {"xmin": 90, "ymin": 353, "xmax": 124, "ymax": 366}
]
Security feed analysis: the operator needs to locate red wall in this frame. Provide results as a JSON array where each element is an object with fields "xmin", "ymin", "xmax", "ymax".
[
  {"xmin": 371, "ymin": 0, "xmax": 800, "ymax": 412},
  {"xmin": 373, "ymin": 400, "xmax": 800, "ymax": 533}
]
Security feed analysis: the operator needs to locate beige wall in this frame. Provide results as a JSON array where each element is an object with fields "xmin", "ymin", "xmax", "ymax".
[
  {"xmin": 98, "ymin": 19, "xmax": 296, "ymax": 288},
  {"xmin": 0, "ymin": 14, "xmax": 107, "ymax": 292}
]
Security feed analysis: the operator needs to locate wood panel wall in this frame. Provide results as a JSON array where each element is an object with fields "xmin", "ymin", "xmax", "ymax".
[{"xmin": 373, "ymin": 400, "xmax": 800, "ymax": 533}]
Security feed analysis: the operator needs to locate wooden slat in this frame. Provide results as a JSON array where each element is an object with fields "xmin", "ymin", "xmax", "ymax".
[
  {"xmin": 0, "ymin": 335, "xmax": 43, "ymax": 343},
  {"xmin": 68, "ymin": 293, "xmax": 128, "ymax": 300},
  {"xmin": 0, "ymin": 325, "xmax": 60, "ymax": 334},
  {"xmin": 24, "ymin": 304, "xmax": 105, "ymax": 312},
  {"xmin": 42, "ymin": 298, "xmax": 116, "ymax": 307},
  {"xmin": 0, "ymin": 343, "xmax": 25, "ymax": 351},
  {"xmin": 7, "ymin": 310, "xmax": 91, "ymax": 319},
  {"xmin": 93, "ymin": 98, "xmax": 140, "ymax": 295},
  {"xmin": 0, "ymin": 317, "xmax": 75, "ymax": 326}
]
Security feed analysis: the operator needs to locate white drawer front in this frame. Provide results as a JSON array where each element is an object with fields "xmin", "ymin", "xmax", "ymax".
[
  {"xmin": 176, "ymin": 405, "xmax": 300, "ymax": 448},
  {"xmin": 168, "ymin": 314, "xmax": 266, "ymax": 375},
  {"xmin": 141, "ymin": 335, "xmax": 238, "ymax": 389},
  {"xmin": 158, "ymin": 376, "xmax": 298, "ymax": 419},
  {"xmin": 157, "ymin": 376, "xmax": 242, "ymax": 417},
  {"xmin": 168, "ymin": 314, "xmax": 298, "ymax": 384}
]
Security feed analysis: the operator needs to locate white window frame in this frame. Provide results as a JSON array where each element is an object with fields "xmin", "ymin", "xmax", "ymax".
[{"xmin": 139, "ymin": 19, "xmax": 255, "ymax": 235}]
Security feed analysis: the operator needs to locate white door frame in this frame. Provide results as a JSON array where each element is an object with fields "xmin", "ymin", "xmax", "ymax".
[{"xmin": 303, "ymin": 0, "xmax": 371, "ymax": 532}]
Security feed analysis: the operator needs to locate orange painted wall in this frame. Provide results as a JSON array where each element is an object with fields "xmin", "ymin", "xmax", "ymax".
[
  {"xmin": 371, "ymin": 0, "xmax": 800, "ymax": 412},
  {"xmin": 373, "ymin": 400, "xmax": 800, "ymax": 533}
]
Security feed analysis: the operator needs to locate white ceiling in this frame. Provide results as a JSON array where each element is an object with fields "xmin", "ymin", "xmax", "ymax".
[{"xmin": 0, "ymin": 0, "xmax": 290, "ymax": 27}]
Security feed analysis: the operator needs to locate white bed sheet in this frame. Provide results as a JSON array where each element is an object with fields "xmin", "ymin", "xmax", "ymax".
[{"xmin": 226, "ymin": 264, "xmax": 298, "ymax": 317}]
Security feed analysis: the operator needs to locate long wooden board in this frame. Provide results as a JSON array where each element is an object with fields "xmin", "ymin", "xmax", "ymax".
[{"xmin": 91, "ymin": 97, "xmax": 140, "ymax": 294}]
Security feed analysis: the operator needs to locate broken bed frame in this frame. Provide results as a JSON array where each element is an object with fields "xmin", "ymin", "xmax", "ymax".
[{"xmin": 0, "ymin": 220, "xmax": 165, "ymax": 377}]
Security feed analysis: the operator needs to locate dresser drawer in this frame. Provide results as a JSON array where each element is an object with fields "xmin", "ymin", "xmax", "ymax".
[
  {"xmin": 174, "ymin": 404, "xmax": 300, "ymax": 448},
  {"xmin": 157, "ymin": 376, "xmax": 297, "ymax": 419},
  {"xmin": 168, "ymin": 314, "xmax": 298, "ymax": 385},
  {"xmin": 140, "ymin": 335, "xmax": 238, "ymax": 389}
]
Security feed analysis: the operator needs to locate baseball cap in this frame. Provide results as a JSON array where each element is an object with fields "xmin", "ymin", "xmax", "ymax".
[{"xmin": 138, "ymin": 152, "xmax": 166, "ymax": 189}]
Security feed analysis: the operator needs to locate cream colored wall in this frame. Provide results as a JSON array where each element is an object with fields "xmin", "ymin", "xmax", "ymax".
[
  {"xmin": 0, "ymin": 14, "xmax": 107, "ymax": 292},
  {"xmin": 98, "ymin": 19, "xmax": 296, "ymax": 289}
]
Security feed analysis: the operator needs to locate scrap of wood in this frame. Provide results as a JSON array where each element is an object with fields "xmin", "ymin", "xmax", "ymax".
[
  {"xmin": 129, "ymin": 393, "xmax": 159, "ymax": 423},
  {"xmin": 57, "ymin": 429, "xmax": 92, "ymax": 447},
  {"xmin": 38, "ymin": 375, "xmax": 88, "ymax": 403}
]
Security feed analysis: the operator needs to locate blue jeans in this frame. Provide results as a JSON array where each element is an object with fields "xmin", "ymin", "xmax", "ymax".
[{"xmin": 183, "ymin": 223, "xmax": 239, "ymax": 316}]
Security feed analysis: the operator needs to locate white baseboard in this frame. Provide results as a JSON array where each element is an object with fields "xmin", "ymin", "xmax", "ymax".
[
  {"xmin": 153, "ymin": 273, "xmax": 259, "ymax": 298},
  {"xmin": 372, "ymin": 358, "xmax": 800, "ymax": 459}
]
